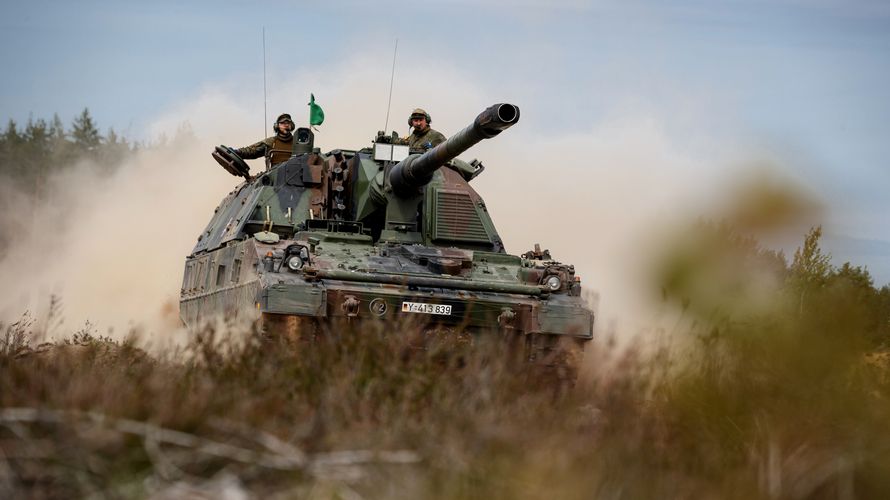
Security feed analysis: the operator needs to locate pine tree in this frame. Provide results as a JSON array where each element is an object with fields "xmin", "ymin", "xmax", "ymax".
[
  {"xmin": 100, "ymin": 127, "xmax": 130, "ymax": 167},
  {"xmin": 48, "ymin": 113, "xmax": 70, "ymax": 166},
  {"xmin": 0, "ymin": 120, "xmax": 24, "ymax": 179},
  {"xmin": 24, "ymin": 117, "xmax": 51, "ymax": 195},
  {"xmin": 25, "ymin": 118, "xmax": 49, "ymax": 146},
  {"xmin": 787, "ymin": 226, "xmax": 832, "ymax": 314},
  {"xmin": 3, "ymin": 119, "xmax": 22, "ymax": 145},
  {"xmin": 49, "ymin": 113, "xmax": 65, "ymax": 141},
  {"xmin": 71, "ymin": 108, "xmax": 101, "ymax": 154}
]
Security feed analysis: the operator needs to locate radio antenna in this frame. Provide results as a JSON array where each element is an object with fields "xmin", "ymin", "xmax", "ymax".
[
  {"xmin": 383, "ymin": 39, "xmax": 399, "ymax": 133},
  {"xmin": 262, "ymin": 26, "xmax": 268, "ymax": 136}
]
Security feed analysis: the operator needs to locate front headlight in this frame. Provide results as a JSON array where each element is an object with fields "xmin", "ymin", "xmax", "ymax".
[
  {"xmin": 284, "ymin": 243, "xmax": 310, "ymax": 272},
  {"xmin": 545, "ymin": 275, "xmax": 562, "ymax": 291},
  {"xmin": 286, "ymin": 255, "xmax": 304, "ymax": 271}
]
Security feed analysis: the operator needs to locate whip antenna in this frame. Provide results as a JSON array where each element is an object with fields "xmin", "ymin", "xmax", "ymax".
[
  {"xmin": 383, "ymin": 39, "xmax": 398, "ymax": 132},
  {"xmin": 263, "ymin": 26, "xmax": 268, "ymax": 136}
]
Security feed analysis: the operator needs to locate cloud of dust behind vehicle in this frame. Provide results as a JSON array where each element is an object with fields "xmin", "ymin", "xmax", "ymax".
[{"xmin": 0, "ymin": 53, "xmax": 814, "ymax": 341}]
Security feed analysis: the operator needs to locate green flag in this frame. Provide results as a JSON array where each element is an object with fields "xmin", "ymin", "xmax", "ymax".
[{"xmin": 308, "ymin": 93, "xmax": 324, "ymax": 127}]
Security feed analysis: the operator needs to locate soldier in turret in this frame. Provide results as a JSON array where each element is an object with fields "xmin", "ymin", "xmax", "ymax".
[
  {"xmin": 404, "ymin": 108, "xmax": 446, "ymax": 150},
  {"xmin": 232, "ymin": 113, "xmax": 295, "ymax": 168}
]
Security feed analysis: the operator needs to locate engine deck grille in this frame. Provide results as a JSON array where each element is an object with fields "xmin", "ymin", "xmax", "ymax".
[{"xmin": 433, "ymin": 190, "xmax": 491, "ymax": 243}]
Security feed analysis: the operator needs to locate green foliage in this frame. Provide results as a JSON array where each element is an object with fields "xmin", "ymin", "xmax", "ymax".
[
  {"xmin": 789, "ymin": 226, "xmax": 831, "ymax": 281},
  {"xmin": 0, "ymin": 108, "xmax": 134, "ymax": 198},
  {"xmin": 657, "ymin": 220, "xmax": 788, "ymax": 321},
  {"xmin": 786, "ymin": 226, "xmax": 831, "ymax": 312},
  {"xmin": 782, "ymin": 227, "xmax": 890, "ymax": 347},
  {"xmin": 70, "ymin": 108, "xmax": 101, "ymax": 152},
  {"xmin": 654, "ymin": 222, "xmax": 890, "ymax": 497},
  {"xmin": 660, "ymin": 222, "xmax": 890, "ymax": 346}
]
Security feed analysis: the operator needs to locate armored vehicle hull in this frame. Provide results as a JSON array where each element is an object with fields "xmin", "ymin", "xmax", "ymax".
[{"xmin": 181, "ymin": 104, "xmax": 593, "ymax": 360}]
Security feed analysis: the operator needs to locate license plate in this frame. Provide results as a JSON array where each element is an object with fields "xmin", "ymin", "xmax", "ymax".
[{"xmin": 401, "ymin": 301, "xmax": 452, "ymax": 315}]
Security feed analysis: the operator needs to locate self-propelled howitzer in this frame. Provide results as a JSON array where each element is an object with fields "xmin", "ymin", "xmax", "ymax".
[{"xmin": 182, "ymin": 103, "xmax": 593, "ymax": 365}]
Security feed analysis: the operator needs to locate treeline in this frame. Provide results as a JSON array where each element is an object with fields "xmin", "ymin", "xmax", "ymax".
[
  {"xmin": 0, "ymin": 108, "xmax": 134, "ymax": 197},
  {"xmin": 660, "ymin": 223, "xmax": 890, "ymax": 348}
]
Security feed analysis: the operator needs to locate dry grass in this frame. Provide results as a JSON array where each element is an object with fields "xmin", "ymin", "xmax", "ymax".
[{"xmin": 2, "ymin": 312, "xmax": 888, "ymax": 499}]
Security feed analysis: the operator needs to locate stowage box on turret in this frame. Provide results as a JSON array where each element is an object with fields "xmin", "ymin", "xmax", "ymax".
[{"xmin": 183, "ymin": 103, "xmax": 594, "ymax": 364}]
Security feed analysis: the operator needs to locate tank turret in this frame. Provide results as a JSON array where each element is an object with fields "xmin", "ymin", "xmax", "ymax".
[{"xmin": 389, "ymin": 103, "xmax": 520, "ymax": 197}]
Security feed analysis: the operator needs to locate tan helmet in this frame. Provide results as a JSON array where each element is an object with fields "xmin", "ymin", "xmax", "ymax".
[{"xmin": 408, "ymin": 108, "xmax": 431, "ymax": 127}]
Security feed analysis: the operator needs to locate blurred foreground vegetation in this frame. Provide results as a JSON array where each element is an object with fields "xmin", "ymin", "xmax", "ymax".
[{"xmin": 1, "ymin": 226, "xmax": 890, "ymax": 498}]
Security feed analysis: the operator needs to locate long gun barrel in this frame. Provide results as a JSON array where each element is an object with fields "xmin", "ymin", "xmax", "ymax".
[{"xmin": 389, "ymin": 103, "xmax": 520, "ymax": 197}]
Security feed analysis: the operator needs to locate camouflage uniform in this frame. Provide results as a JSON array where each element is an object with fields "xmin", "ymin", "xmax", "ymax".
[
  {"xmin": 407, "ymin": 127, "xmax": 446, "ymax": 150},
  {"xmin": 234, "ymin": 135, "xmax": 294, "ymax": 168}
]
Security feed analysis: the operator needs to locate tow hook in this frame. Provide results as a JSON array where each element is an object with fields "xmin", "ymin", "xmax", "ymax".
[
  {"xmin": 342, "ymin": 295, "xmax": 360, "ymax": 318},
  {"xmin": 497, "ymin": 308, "xmax": 516, "ymax": 328}
]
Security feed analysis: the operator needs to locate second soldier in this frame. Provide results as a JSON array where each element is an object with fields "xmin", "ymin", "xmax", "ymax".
[{"xmin": 233, "ymin": 113, "xmax": 296, "ymax": 169}]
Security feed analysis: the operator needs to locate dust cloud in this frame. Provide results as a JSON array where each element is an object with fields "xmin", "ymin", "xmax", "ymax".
[
  {"xmin": 0, "ymin": 137, "xmax": 236, "ymax": 338},
  {"xmin": 0, "ymin": 56, "xmax": 804, "ymax": 339}
]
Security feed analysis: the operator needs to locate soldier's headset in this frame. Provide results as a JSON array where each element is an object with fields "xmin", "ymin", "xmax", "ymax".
[
  {"xmin": 273, "ymin": 114, "xmax": 295, "ymax": 134},
  {"xmin": 408, "ymin": 111, "xmax": 431, "ymax": 127}
]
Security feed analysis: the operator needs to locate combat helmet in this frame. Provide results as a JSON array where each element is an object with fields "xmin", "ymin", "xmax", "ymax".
[
  {"xmin": 408, "ymin": 108, "xmax": 431, "ymax": 127},
  {"xmin": 273, "ymin": 113, "xmax": 295, "ymax": 135}
]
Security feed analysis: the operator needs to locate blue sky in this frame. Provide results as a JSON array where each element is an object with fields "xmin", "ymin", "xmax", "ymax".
[{"xmin": 2, "ymin": 0, "xmax": 889, "ymax": 285}]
